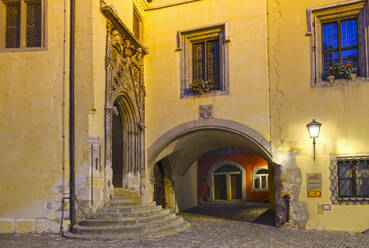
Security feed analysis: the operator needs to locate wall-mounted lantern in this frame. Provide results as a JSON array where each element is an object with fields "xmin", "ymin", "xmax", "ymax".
[{"xmin": 306, "ymin": 119, "xmax": 322, "ymax": 161}]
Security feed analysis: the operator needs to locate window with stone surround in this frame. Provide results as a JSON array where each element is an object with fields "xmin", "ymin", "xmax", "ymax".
[
  {"xmin": 252, "ymin": 167, "xmax": 269, "ymax": 192},
  {"xmin": 0, "ymin": 0, "xmax": 46, "ymax": 51},
  {"xmin": 307, "ymin": 0, "xmax": 369, "ymax": 87},
  {"xmin": 330, "ymin": 155, "xmax": 369, "ymax": 205},
  {"xmin": 176, "ymin": 22, "xmax": 230, "ymax": 98}
]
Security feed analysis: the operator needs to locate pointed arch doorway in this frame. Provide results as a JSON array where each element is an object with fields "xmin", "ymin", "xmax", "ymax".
[
  {"xmin": 112, "ymin": 101, "xmax": 124, "ymax": 188},
  {"xmin": 108, "ymin": 95, "xmax": 142, "ymax": 189}
]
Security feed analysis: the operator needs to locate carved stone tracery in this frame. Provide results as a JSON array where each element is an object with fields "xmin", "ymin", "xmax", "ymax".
[{"xmin": 102, "ymin": 4, "xmax": 148, "ymax": 198}]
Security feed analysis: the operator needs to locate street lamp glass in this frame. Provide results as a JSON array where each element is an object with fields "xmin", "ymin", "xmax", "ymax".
[{"xmin": 307, "ymin": 119, "xmax": 321, "ymax": 138}]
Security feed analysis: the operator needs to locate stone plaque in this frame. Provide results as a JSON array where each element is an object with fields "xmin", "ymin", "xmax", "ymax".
[{"xmin": 307, "ymin": 173, "xmax": 322, "ymax": 197}]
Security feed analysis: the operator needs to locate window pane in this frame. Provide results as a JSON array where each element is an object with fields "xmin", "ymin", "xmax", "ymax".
[
  {"xmin": 322, "ymin": 22, "xmax": 338, "ymax": 50},
  {"xmin": 338, "ymin": 161, "xmax": 352, "ymax": 179},
  {"xmin": 356, "ymin": 179, "xmax": 369, "ymax": 197},
  {"xmin": 206, "ymin": 40, "xmax": 220, "ymax": 88},
  {"xmin": 339, "ymin": 179, "xmax": 353, "ymax": 197},
  {"xmin": 254, "ymin": 176, "xmax": 260, "ymax": 189},
  {"xmin": 323, "ymin": 52, "xmax": 338, "ymax": 73},
  {"xmin": 256, "ymin": 169, "xmax": 268, "ymax": 175},
  {"xmin": 261, "ymin": 176, "xmax": 267, "ymax": 189},
  {"xmin": 26, "ymin": 1, "xmax": 42, "ymax": 47},
  {"xmin": 341, "ymin": 19, "xmax": 357, "ymax": 48},
  {"xmin": 355, "ymin": 160, "xmax": 369, "ymax": 178},
  {"xmin": 6, "ymin": 3, "xmax": 20, "ymax": 48},
  {"xmin": 342, "ymin": 49, "xmax": 358, "ymax": 68},
  {"xmin": 192, "ymin": 42, "xmax": 205, "ymax": 81}
]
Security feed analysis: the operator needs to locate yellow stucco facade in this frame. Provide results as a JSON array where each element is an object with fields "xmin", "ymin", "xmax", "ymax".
[{"xmin": 0, "ymin": 0, "xmax": 368, "ymax": 234}]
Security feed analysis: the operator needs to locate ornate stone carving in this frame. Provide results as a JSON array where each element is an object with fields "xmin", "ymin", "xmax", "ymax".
[
  {"xmin": 102, "ymin": 4, "xmax": 148, "ymax": 196},
  {"xmin": 199, "ymin": 105, "xmax": 214, "ymax": 120}
]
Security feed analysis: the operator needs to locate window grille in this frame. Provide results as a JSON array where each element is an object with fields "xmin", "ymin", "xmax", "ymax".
[
  {"xmin": 5, "ymin": 2, "xmax": 20, "ymax": 48},
  {"xmin": 26, "ymin": 0, "xmax": 42, "ymax": 47},
  {"xmin": 192, "ymin": 39, "xmax": 220, "ymax": 89},
  {"xmin": 330, "ymin": 155, "xmax": 369, "ymax": 205},
  {"xmin": 338, "ymin": 158, "xmax": 369, "ymax": 198}
]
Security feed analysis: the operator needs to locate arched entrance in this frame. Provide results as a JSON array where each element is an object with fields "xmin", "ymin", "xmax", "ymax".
[
  {"xmin": 147, "ymin": 119, "xmax": 309, "ymax": 228},
  {"xmin": 208, "ymin": 161, "xmax": 246, "ymax": 201},
  {"xmin": 104, "ymin": 22, "xmax": 147, "ymax": 197}
]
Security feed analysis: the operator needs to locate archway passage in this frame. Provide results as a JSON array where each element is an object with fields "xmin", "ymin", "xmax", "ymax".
[
  {"xmin": 148, "ymin": 120, "xmax": 279, "ymax": 226},
  {"xmin": 112, "ymin": 102, "xmax": 123, "ymax": 188}
]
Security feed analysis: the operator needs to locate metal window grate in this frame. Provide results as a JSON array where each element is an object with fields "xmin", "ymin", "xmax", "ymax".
[
  {"xmin": 192, "ymin": 42, "xmax": 205, "ymax": 81},
  {"xmin": 192, "ymin": 39, "xmax": 220, "ymax": 89},
  {"xmin": 338, "ymin": 157, "xmax": 369, "ymax": 198},
  {"xmin": 26, "ymin": 1, "xmax": 42, "ymax": 47},
  {"xmin": 206, "ymin": 39, "xmax": 220, "ymax": 88},
  {"xmin": 6, "ymin": 3, "xmax": 21, "ymax": 48}
]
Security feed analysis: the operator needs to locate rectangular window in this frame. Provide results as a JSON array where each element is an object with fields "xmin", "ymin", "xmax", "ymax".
[
  {"xmin": 307, "ymin": 1, "xmax": 369, "ymax": 87},
  {"xmin": 192, "ymin": 39, "xmax": 220, "ymax": 88},
  {"xmin": 5, "ymin": 2, "xmax": 20, "ymax": 48},
  {"xmin": 177, "ymin": 23, "xmax": 229, "ymax": 97},
  {"xmin": 26, "ymin": 0, "xmax": 41, "ymax": 47},
  {"xmin": 330, "ymin": 155, "xmax": 369, "ymax": 205},
  {"xmin": 322, "ymin": 18, "xmax": 359, "ymax": 78},
  {"xmin": 1, "ymin": 0, "xmax": 45, "ymax": 50}
]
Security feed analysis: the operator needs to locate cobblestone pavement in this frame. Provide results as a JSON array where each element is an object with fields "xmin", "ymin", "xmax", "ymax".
[{"xmin": 0, "ymin": 203, "xmax": 368, "ymax": 248}]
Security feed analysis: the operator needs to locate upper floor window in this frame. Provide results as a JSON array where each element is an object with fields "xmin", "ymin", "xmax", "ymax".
[
  {"xmin": 322, "ymin": 18, "xmax": 359, "ymax": 78},
  {"xmin": 133, "ymin": 7, "xmax": 142, "ymax": 41},
  {"xmin": 0, "ymin": 0, "xmax": 45, "ymax": 50},
  {"xmin": 307, "ymin": 1, "xmax": 369, "ymax": 87},
  {"xmin": 252, "ymin": 167, "xmax": 269, "ymax": 191},
  {"xmin": 192, "ymin": 39, "xmax": 220, "ymax": 88},
  {"xmin": 177, "ymin": 22, "xmax": 230, "ymax": 98}
]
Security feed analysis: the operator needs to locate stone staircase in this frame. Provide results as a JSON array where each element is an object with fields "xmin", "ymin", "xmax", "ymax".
[{"xmin": 63, "ymin": 188, "xmax": 190, "ymax": 240}]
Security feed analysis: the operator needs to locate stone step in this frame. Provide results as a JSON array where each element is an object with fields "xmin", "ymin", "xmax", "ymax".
[
  {"xmin": 63, "ymin": 221, "xmax": 191, "ymax": 240},
  {"xmin": 89, "ymin": 207, "xmax": 170, "ymax": 219},
  {"xmin": 113, "ymin": 188, "xmax": 140, "ymax": 198},
  {"xmin": 79, "ymin": 212, "xmax": 176, "ymax": 227},
  {"xmin": 72, "ymin": 216, "xmax": 184, "ymax": 235},
  {"xmin": 104, "ymin": 200, "xmax": 138, "ymax": 208},
  {"xmin": 98, "ymin": 204, "xmax": 162, "ymax": 214},
  {"xmin": 64, "ymin": 188, "xmax": 190, "ymax": 240}
]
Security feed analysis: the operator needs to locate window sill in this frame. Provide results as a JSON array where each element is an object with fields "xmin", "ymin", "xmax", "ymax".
[
  {"xmin": 0, "ymin": 47, "xmax": 47, "ymax": 53},
  {"xmin": 181, "ymin": 89, "xmax": 228, "ymax": 99},
  {"xmin": 335, "ymin": 197, "xmax": 369, "ymax": 205},
  {"xmin": 312, "ymin": 76, "xmax": 369, "ymax": 88}
]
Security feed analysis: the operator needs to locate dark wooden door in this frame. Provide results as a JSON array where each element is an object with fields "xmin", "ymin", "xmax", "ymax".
[
  {"xmin": 154, "ymin": 163, "xmax": 165, "ymax": 208},
  {"xmin": 214, "ymin": 175, "xmax": 227, "ymax": 200},
  {"xmin": 231, "ymin": 174, "xmax": 242, "ymax": 199},
  {"xmin": 112, "ymin": 108, "xmax": 123, "ymax": 188}
]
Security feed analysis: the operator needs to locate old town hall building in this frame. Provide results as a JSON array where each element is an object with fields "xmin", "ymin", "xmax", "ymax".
[{"xmin": 0, "ymin": 0, "xmax": 368, "ymax": 237}]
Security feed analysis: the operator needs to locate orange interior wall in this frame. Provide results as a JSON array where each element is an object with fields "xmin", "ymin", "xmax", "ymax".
[{"xmin": 197, "ymin": 151, "xmax": 269, "ymax": 202}]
